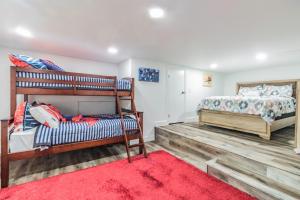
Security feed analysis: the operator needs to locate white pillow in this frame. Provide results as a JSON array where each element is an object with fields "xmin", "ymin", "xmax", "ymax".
[
  {"xmin": 238, "ymin": 85, "xmax": 263, "ymax": 96},
  {"xmin": 263, "ymin": 84, "xmax": 293, "ymax": 97},
  {"xmin": 29, "ymin": 105, "xmax": 60, "ymax": 128}
]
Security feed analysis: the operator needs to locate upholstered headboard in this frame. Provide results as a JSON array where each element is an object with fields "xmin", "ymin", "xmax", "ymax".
[{"xmin": 236, "ymin": 80, "xmax": 298, "ymax": 98}]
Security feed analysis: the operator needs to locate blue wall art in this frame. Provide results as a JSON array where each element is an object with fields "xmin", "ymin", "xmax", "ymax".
[{"xmin": 138, "ymin": 67, "xmax": 159, "ymax": 82}]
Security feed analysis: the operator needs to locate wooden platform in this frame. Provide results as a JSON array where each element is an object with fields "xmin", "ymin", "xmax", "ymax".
[{"xmin": 155, "ymin": 123, "xmax": 300, "ymax": 200}]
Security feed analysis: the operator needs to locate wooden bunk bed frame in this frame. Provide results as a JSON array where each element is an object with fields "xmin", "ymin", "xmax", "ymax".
[
  {"xmin": 199, "ymin": 80, "xmax": 300, "ymax": 143},
  {"xmin": 1, "ymin": 66, "xmax": 146, "ymax": 188}
]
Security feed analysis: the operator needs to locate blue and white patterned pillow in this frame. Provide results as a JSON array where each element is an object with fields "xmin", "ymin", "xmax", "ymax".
[
  {"xmin": 23, "ymin": 102, "xmax": 40, "ymax": 130},
  {"xmin": 12, "ymin": 54, "xmax": 47, "ymax": 70},
  {"xmin": 238, "ymin": 85, "xmax": 263, "ymax": 96},
  {"xmin": 263, "ymin": 84, "xmax": 293, "ymax": 97}
]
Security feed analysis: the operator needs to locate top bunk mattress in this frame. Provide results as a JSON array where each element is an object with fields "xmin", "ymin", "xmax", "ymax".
[
  {"xmin": 198, "ymin": 95, "xmax": 296, "ymax": 124},
  {"xmin": 16, "ymin": 71, "xmax": 131, "ymax": 91}
]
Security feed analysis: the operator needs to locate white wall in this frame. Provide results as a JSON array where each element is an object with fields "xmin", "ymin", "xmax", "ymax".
[
  {"xmin": 126, "ymin": 59, "xmax": 224, "ymax": 141},
  {"xmin": 223, "ymin": 64, "xmax": 300, "ymax": 95},
  {"xmin": 118, "ymin": 59, "xmax": 132, "ymax": 78},
  {"xmin": 0, "ymin": 46, "xmax": 118, "ymax": 119},
  {"xmin": 185, "ymin": 69, "xmax": 224, "ymax": 121}
]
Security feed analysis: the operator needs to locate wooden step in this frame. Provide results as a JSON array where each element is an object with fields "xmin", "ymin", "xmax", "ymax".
[
  {"xmin": 218, "ymin": 152, "xmax": 300, "ymax": 192},
  {"xmin": 207, "ymin": 160, "xmax": 300, "ymax": 200},
  {"xmin": 155, "ymin": 124, "xmax": 300, "ymax": 199},
  {"xmin": 156, "ymin": 125, "xmax": 300, "ymax": 176}
]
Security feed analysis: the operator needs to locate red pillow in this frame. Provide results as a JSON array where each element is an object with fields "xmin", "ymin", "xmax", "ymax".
[
  {"xmin": 8, "ymin": 54, "xmax": 29, "ymax": 68},
  {"xmin": 47, "ymin": 104, "xmax": 66, "ymax": 122},
  {"xmin": 14, "ymin": 102, "xmax": 27, "ymax": 126}
]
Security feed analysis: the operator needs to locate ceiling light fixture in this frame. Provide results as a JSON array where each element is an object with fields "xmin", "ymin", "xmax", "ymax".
[
  {"xmin": 15, "ymin": 26, "xmax": 33, "ymax": 38},
  {"xmin": 210, "ymin": 63, "xmax": 218, "ymax": 69},
  {"xmin": 107, "ymin": 46, "xmax": 118, "ymax": 54},
  {"xmin": 148, "ymin": 7, "xmax": 165, "ymax": 19},
  {"xmin": 255, "ymin": 52, "xmax": 268, "ymax": 61}
]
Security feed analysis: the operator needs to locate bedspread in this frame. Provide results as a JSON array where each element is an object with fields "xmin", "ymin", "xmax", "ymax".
[{"xmin": 198, "ymin": 96, "xmax": 296, "ymax": 124}]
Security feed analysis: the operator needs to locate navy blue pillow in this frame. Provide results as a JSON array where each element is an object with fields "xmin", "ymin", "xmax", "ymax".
[
  {"xmin": 23, "ymin": 102, "xmax": 40, "ymax": 130},
  {"xmin": 40, "ymin": 59, "xmax": 64, "ymax": 71}
]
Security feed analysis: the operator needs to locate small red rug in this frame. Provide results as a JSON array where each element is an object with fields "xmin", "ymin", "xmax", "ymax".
[{"xmin": 0, "ymin": 150, "xmax": 255, "ymax": 200}]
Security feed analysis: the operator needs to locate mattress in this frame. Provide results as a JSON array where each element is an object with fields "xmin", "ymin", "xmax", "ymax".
[
  {"xmin": 9, "ymin": 127, "xmax": 37, "ymax": 153},
  {"xmin": 198, "ymin": 95, "xmax": 296, "ymax": 124},
  {"xmin": 34, "ymin": 116, "xmax": 138, "ymax": 147},
  {"xmin": 16, "ymin": 71, "xmax": 131, "ymax": 91}
]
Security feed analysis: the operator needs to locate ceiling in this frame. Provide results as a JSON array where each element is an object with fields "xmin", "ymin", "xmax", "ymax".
[{"xmin": 0, "ymin": 0, "xmax": 300, "ymax": 72}]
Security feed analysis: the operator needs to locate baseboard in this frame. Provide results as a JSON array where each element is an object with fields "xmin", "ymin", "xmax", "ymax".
[
  {"xmin": 294, "ymin": 148, "xmax": 300, "ymax": 154},
  {"xmin": 184, "ymin": 116, "xmax": 198, "ymax": 123},
  {"xmin": 154, "ymin": 120, "xmax": 168, "ymax": 127},
  {"xmin": 144, "ymin": 135, "xmax": 155, "ymax": 142}
]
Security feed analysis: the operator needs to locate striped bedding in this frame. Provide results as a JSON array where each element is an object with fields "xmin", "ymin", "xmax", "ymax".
[
  {"xmin": 16, "ymin": 71, "xmax": 131, "ymax": 91},
  {"xmin": 33, "ymin": 116, "xmax": 137, "ymax": 147}
]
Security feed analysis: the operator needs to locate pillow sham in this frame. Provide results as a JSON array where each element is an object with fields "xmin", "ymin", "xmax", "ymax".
[
  {"xmin": 10, "ymin": 54, "xmax": 47, "ymax": 70},
  {"xmin": 29, "ymin": 105, "xmax": 61, "ymax": 128},
  {"xmin": 14, "ymin": 102, "xmax": 40, "ymax": 132},
  {"xmin": 238, "ymin": 85, "xmax": 263, "ymax": 96},
  {"xmin": 40, "ymin": 59, "xmax": 64, "ymax": 71},
  {"xmin": 263, "ymin": 84, "xmax": 293, "ymax": 97}
]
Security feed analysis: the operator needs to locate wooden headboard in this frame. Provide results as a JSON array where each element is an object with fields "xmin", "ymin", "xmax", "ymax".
[{"xmin": 236, "ymin": 79, "xmax": 299, "ymax": 98}]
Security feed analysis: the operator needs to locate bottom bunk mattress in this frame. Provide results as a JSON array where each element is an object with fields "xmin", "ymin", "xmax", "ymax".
[{"xmin": 33, "ymin": 116, "xmax": 137, "ymax": 148}]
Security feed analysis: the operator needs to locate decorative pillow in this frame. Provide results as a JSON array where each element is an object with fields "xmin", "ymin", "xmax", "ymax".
[
  {"xmin": 40, "ymin": 59, "xmax": 64, "ymax": 71},
  {"xmin": 29, "ymin": 105, "xmax": 61, "ymax": 128},
  {"xmin": 47, "ymin": 104, "xmax": 66, "ymax": 122},
  {"xmin": 263, "ymin": 84, "xmax": 293, "ymax": 97},
  {"xmin": 14, "ymin": 102, "xmax": 40, "ymax": 131},
  {"xmin": 238, "ymin": 85, "xmax": 263, "ymax": 96},
  {"xmin": 10, "ymin": 54, "xmax": 47, "ymax": 70},
  {"xmin": 8, "ymin": 54, "xmax": 30, "ymax": 68}
]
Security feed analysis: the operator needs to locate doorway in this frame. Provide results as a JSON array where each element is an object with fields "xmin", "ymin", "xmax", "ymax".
[{"xmin": 167, "ymin": 69, "xmax": 185, "ymax": 123}]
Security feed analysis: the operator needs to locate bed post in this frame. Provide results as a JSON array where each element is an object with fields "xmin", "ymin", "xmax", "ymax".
[
  {"xmin": 1, "ymin": 120, "xmax": 9, "ymax": 188},
  {"xmin": 131, "ymin": 78, "xmax": 135, "ymax": 100},
  {"xmin": 10, "ymin": 67, "xmax": 17, "ymax": 118},
  {"xmin": 137, "ymin": 112, "xmax": 144, "ymax": 154},
  {"xmin": 295, "ymin": 81, "xmax": 300, "ymax": 152}
]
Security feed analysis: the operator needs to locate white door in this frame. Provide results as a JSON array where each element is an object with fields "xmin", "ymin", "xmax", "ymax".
[{"xmin": 167, "ymin": 69, "xmax": 185, "ymax": 123}]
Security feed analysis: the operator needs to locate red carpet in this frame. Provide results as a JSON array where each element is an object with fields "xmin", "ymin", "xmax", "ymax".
[{"xmin": 0, "ymin": 150, "xmax": 255, "ymax": 200}]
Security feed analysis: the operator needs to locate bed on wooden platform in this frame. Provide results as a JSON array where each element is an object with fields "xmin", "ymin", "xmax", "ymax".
[{"xmin": 198, "ymin": 80, "xmax": 299, "ymax": 140}]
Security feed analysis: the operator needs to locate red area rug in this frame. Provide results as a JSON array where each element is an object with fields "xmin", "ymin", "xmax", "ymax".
[{"xmin": 0, "ymin": 150, "xmax": 255, "ymax": 200}]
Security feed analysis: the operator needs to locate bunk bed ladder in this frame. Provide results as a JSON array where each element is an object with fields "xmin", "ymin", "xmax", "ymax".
[{"xmin": 116, "ymin": 95, "xmax": 147, "ymax": 163}]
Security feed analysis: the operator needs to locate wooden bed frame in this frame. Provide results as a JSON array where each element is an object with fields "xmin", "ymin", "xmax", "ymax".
[
  {"xmin": 1, "ymin": 66, "xmax": 145, "ymax": 188},
  {"xmin": 199, "ymin": 80, "xmax": 300, "ymax": 141}
]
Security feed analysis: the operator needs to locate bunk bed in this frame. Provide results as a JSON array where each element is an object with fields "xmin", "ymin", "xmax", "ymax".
[{"xmin": 1, "ymin": 66, "xmax": 147, "ymax": 188}]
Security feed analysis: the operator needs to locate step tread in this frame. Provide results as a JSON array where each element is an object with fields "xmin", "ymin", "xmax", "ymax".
[{"xmin": 207, "ymin": 160, "xmax": 300, "ymax": 200}]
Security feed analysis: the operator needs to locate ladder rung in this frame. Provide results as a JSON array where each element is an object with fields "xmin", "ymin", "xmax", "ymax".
[
  {"xmin": 120, "ymin": 98, "xmax": 132, "ymax": 100},
  {"xmin": 129, "ymin": 143, "xmax": 144, "ymax": 148}
]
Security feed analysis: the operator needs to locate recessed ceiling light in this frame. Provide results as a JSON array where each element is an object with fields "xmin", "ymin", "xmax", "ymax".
[
  {"xmin": 15, "ymin": 26, "xmax": 33, "ymax": 38},
  {"xmin": 107, "ymin": 46, "xmax": 118, "ymax": 54},
  {"xmin": 210, "ymin": 63, "xmax": 218, "ymax": 69},
  {"xmin": 148, "ymin": 7, "xmax": 165, "ymax": 19},
  {"xmin": 255, "ymin": 52, "xmax": 268, "ymax": 61}
]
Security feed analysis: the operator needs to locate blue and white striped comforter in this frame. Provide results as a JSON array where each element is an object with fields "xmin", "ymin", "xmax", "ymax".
[
  {"xmin": 16, "ymin": 71, "xmax": 131, "ymax": 91},
  {"xmin": 33, "ymin": 117, "xmax": 137, "ymax": 147}
]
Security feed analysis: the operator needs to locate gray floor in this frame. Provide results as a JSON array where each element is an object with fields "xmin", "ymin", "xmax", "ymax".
[{"xmin": 6, "ymin": 123, "xmax": 296, "ymax": 187}]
